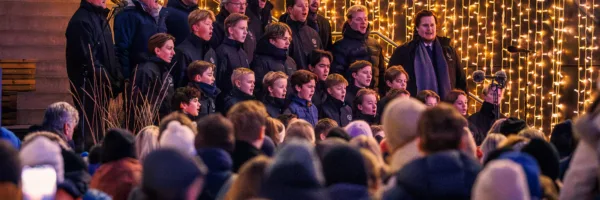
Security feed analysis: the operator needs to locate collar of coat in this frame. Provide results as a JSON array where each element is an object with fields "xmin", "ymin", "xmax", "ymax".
[{"xmin": 342, "ymin": 22, "xmax": 371, "ymax": 41}]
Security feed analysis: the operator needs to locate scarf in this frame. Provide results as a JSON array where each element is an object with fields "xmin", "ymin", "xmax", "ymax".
[{"xmin": 413, "ymin": 38, "xmax": 452, "ymax": 98}]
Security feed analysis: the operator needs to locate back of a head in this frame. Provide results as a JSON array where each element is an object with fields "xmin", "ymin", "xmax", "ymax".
[
  {"xmin": 322, "ymin": 145, "xmax": 368, "ymax": 187},
  {"xmin": 472, "ymin": 160, "xmax": 530, "ymax": 200},
  {"xmin": 345, "ymin": 120, "xmax": 373, "ymax": 138},
  {"xmin": 500, "ymin": 117, "xmax": 528, "ymax": 136},
  {"xmin": 158, "ymin": 112, "xmax": 197, "ymax": 141},
  {"xmin": 136, "ymin": 126, "xmax": 159, "ymax": 162},
  {"xmin": 20, "ymin": 136, "xmax": 64, "ymax": 183},
  {"xmin": 266, "ymin": 117, "xmax": 286, "ymax": 145},
  {"xmin": 316, "ymin": 138, "xmax": 348, "ymax": 161},
  {"xmin": 0, "ymin": 140, "xmax": 21, "ymax": 185},
  {"xmin": 521, "ymin": 138, "xmax": 560, "ymax": 180},
  {"xmin": 383, "ymin": 98, "xmax": 426, "ymax": 151},
  {"xmin": 227, "ymin": 100, "xmax": 268, "ymax": 142},
  {"xmin": 549, "ymin": 120, "xmax": 575, "ymax": 158},
  {"xmin": 102, "ymin": 128, "xmax": 136, "ymax": 163},
  {"xmin": 41, "ymin": 102, "xmax": 79, "ymax": 139},
  {"xmin": 159, "ymin": 121, "xmax": 196, "ymax": 156},
  {"xmin": 226, "ymin": 155, "xmax": 272, "ymax": 200},
  {"xmin": 350, "ymin": 135, "xmax": 384, "ymax": 164},
  {"xmin": 315, "ymin": 118, "xmax": 338, "ymax": 141},
  {"xmin": 285, "ymin": 119, "xmax": 316, "ymax": 144},
  {"xmin": 496, "ymin": 152, "xmax": 543, "ymax": 199},
  {"xmin": 326, "ymin": 127, "xmax": 351, "ymax": 141},
  {"xmin": 195, "ymin": 114, "xmax": 235, "ymax": 152},
  {"xmin": 518, "ymin": 128, "xmax": 546, "ymax": 140},
  {"xmin": 418, "ymin": 103, "xmax": 467, "ymax": 154},
  {"xmin": 480, "ymin": 133, "xmax": 507, "ymax": 161},
  {"xmin": 142, "ymin": 148, "xmax": 208, "ymax": 199}
]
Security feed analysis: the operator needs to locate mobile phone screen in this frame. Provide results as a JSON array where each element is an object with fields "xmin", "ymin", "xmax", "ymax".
[{"xmin": 21, "ymin": 166, "xmax": 57, "ymax": 200}]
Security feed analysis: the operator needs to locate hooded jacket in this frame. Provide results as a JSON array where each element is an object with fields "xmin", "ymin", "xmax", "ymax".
[
  {"xmin": 387, "ymin": 34, "xmax": 467, "ymax": 99},
  {"xmin": 285, "ymin": 94, "xmax": 319, "ymax": 127},
  {"xmin": 165, "ymin": 0, "xmax": 197, "ymax": 46},
  {"xmin": 264, "ymin": 95, "xmax": 287, "ymax": 118},
  {"xmin": 216, "ymin": 37, "xmax": 251, "ymax": 93},
  {"xmin": 221, "ymin": 87, "xmax": 256, "ymax": 115},
  {"xmin": 188, "ymin": 81, "xmax": 221, "ymax": 118},
  {"xmin": 133, "ymin": 56, "xmax": 175, "ymax": 118},
  {"xmin": 174, "ymin": 33, "xmax": 218, "ymax": 88},
  {"xmin": 383, "ymin": 150, "xmax": 481, "ymax": 200},
  {"xmin": 468, "ymin": 101, "xmax": 506, "ymax": 145},
  {"xmin": 319, "ymin": 95, "xmax": 352, "ymax": 127},
  {"xmin": 251, "ymin": 37, "xmax": 297, "ymax": 97},
  {"xmin": 197, "ymin": 148, "xmax": 234, "ymax": 200},
  {"xmin": 209, "ymin": 9, "xmax": 257, "ymax": 63},
  {"xmin": 114, "ymin": 0, "xmax": 168, "ymax": 79},
  {"xmin": 285, "ymin": 18, "xmax": 323, "ymax": 70},
  {"xmin": 331, "ymin": 23, "xmax": 385, "ymax": 93}
]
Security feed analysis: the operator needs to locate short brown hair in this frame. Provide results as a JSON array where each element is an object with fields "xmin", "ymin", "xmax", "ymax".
[
  {"xmin": 384, "ymin": 65, "xmax": 409, "ymax": 83},
  {"xmin": 224, "ymin": 13, "xmax": 249, "ymax": 36},
  {"xmin": 414, "ymin": 10, "xmax": 438, "ymax": 29},
  {"xmin": 315, "ymin": 118, "xmax": 338, "ymax": 140},
  {"xmin": 172, "ymin": 86, "xmax": 201, "ymax": 111},
  {"xmin": 262, "ymin": 71, "xmax": 288, "ymax": 91},
  {"xmin": 188, "ymin": 9, "xmax": 216, "ymax": 29},
  {"xmin": 187, "ymin": 60, "xmax": 215, "ymax": 81},
  {"xmin": 349, "ymin": 60, "xmax": 372, "ymax": 74},
  {"xmin": 416, "ymin": 90, "xmax": 440, "ymax": 104},
  {"xmin": 325, "ymin": 74, "xmax": 348, "ymax": 89},
  {"xmin": 158, "ymin": 112, "xmax": 197, "ymax": 140},
  {"xmin": 265, "ymin": 117, "xmax": 285, "ymax": 145},
  {"xmin": 264, "ymin": 22, "xmax": 292, "ymax": 41},
  {"xmin": 284, "ymin": 119, "xmax": 316, "ymax": 143},
  {"xmin": 346, "ymin": 5, "xmax": 369, "ymax": 21},
  {"xmin": 353, "ymin": 88, "xmax": 380, "ymax": 111},
  {"xmin": 418, "ymin": 103, "xmax": 468, "ymax": 153},
  {"xmin": 385, "ymin": 88, "xmax": 410, "ymax": 98},
  {"xmin": 290, "ymin": 70, "xmax": 318, "ymax": 90},
  {"xmin": 227, "ymin": 101, "xmax": 269, "ymax": 141},
  {"xmin": 444, "ymin": 89, "xmax": 467, "ymax": 104},
  {"xmin": 231, "ymin": 68, "xmax": 254, "ymax": 86},
  {"xmin": 195, "ymin": 114, "xmax": 235, "ymax": 152},
  {"xmin": 148, "ymin": 33, "xmax": 175, "ymax": 55}
]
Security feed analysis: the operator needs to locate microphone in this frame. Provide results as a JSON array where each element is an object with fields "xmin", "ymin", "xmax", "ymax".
[
  {"xmin": 473, "ymin": 70, "xmax": 485, "ymax": 83},
  {"xmin": 472, "ymin": 70, "xmax": 507, "ymax": 84},
  {"xmin": 507, "ymin": 46, "xmax": 531, "ymax": 53}
]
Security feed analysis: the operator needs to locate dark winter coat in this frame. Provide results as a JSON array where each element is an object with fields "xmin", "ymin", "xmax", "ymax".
[
  {"xmin": 216, "ymin": 38, "xmax": 250, "ymax": 93},
  {"xmin": 231, "ymin": 140, "xmax": 263, "ymax": 173},
  {"xmin": 174, "ymin": 34, "xmax": 218, "ymax": 88},
  {"xmin": 353, "ymin": 112, "xmax": 377, "ymax": 125},
  {"xmin": 133, "ymin": 56, "xmax": 175, "ymax": 118},
  {"xmin": 467, "ymin": 101, "xmax": 506, "ymax": 145},
  {"xmin": 165, "ymin": 0, "xmax": 197, "ymax": 46},
  {"xmin": 114, "ymin": 0, "xmax": 168, "ymax": 79},
  {"xmin": 264, "ymin": 96, "xmax": 287, "ymax": 118},
  {"xmin": 221, "ymin": 87, "xmax": 256, "ymax": 115},
  {"xmin": 280, "ymin": 12, "xmax": 332, "ymax": 51},
  {"xmin": 246, "ymin": 0, "xmax": 274, "ymax": 43},
  {"xmin": 197, "ymin": 148, "xmax": 234, "ymax": 200},
  {"xmin": 209, "ymin": 9, "xmax": 257, "ymax": 63},
  {"xmin": 312, "ymin": 80, "xmax": 328, "ymax": 107},
  {"xmin": 285, "ymin": 18, "xmax": 323, "ymax": 70},
  {"xmin": 188, "ymin": 81, "xmax": 221, "ymax": 119},
  {"xmin": 328, "ymin": 184, "xmax": 370, "ymax": 200},
  {"xmin": 383, "ymin": 150, "xmax": 482, "ymax": 200},
  {"xmin": 331, "ymin": 23, "xmax": 385, "ymax": 93},
  {"xmin": 285, "ymin": 95, "xmax": 319, "ymax": 127},
  {"xmin": 345, "ymin": 84, "xmax": 363, "ymax": 105},
  {"xmin": 319, "ymin": 95, "xmax": 352, "ymax": 127},
  {"xmin": 388, "ymin": 34, "xmax": 467, "ymax": 97},
  {"xmin": 251, "ymin": 37, "xmax": 297, "ymax": 97},
  {"xmin": 66, "ymin": 0, "xmax": 124, "ymax": 95}
]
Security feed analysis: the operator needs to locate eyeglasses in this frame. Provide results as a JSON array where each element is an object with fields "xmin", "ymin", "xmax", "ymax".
[{"xmin": 228, "ymin": 2, "xmax": 248, "ymax": 7}]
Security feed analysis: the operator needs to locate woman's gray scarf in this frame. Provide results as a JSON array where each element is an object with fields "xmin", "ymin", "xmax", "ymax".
[{"xmin": 413, "ymin": 38, "xmax": 452, "ymax": 98}]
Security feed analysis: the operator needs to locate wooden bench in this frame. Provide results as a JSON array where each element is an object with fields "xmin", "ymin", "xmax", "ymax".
[{"xmin": 0, "ymin": 59, "xmax": 36, "ymax": 126}]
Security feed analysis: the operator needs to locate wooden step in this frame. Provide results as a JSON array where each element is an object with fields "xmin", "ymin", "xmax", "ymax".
[
  {"xmin": 34, "ymin": 76, "xmax": 71, "ymax": 94},
  {"xmin": 0, "ymin": 1, "xmax": 79, "ymax": 17},
  {"xmin": 0, "ymin": 15, "xmax": 71, "ymax": 32},
  {"xmin": 0, "ymin": 30, "xmax": 65, "ymax": 47},
  {"xmin": 0, "ymin": 45, "xmax": 65, "ymax": 61},
  {"xmin": 16, "ymin": 108, "xmax": 46, "ymax": 125},
  {"xmin": 17, "ymin": 92, "xmax": 72, "ymax": 110},
  {"xmin": 36, "ymin": 60, "xmax": 68, "ymax": 78}
]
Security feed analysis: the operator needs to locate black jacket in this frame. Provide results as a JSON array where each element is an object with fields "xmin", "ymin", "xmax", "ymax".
[
  {"xmin": 174, "ymin": 34, "xmax": 218, "ymax": 88},
  {"xmin": 319, "ymin": 95, "xmax": 353, "ymax": 127},
  {"xmin": 165, "ymin": 0, "xmax": 197, "ymax": 46},
  {"xmin": 388, "ymin": 35, "xmax": 467, "ymax": 97},
  {"xmin": 133, "ymin": 56, "xmax": 175, "ymax": 118},
  {"xmin": 312, "ymin": 80, "xmax": 328, "ymax": 107},
  {"xmin": 280, "ymin": 12, "xmax": 332, "ymax": 51},
  {"xmin": 231, "ymin": 140, "xmax": 263, "ymax": 173},
  {"xmin": 331, "ymin": 23, "xmax": 385, "ymax": 93},
  {"xmin": 353, "ymin": 112, "xmax": 377, "ymax": 125},
  {"xmin": 246, "ymin": 0, "xmax": 274, "ymax": 43},
  {"xmin": 114, "ymin": 0, "xmax": 168, "ymax": 79},
  {"xmin": 188, "ymin": 81, "xmax": 221, "ymax": 119},
  {"xmin": 216, "ymin": 38, "xmax": 250, "ymax": 93},
  {"xmin": 264, "ymin": 96, "xmax": 287, "ymax": 118},
  {"xmin": 197, "ymin": 148, "xmax": 234, "ymax": 200},
  {"xmin": 468, "ymin": 102, "xmax": 505, "ymax": 145},
  {"xmin": 285, "ymin": 18, "xmax": 323, "ymax": 70},
  {"xmin": 221, "ymin": 87, "xmax": 256, "ymax": 115},
  {"xmin": 345, "ymin": 84, "xmax": 363, "ymax": 105},
  {"xmin": 209, "ymin": 9, "xmax": 257, "ymax": 63},
  {"xmin": 66, "ymin": 0, "xmax": 123, "ymax": 95},
  {"xmin": 251, "ymin": 37, "xmax": 297, "ymax": 97}
]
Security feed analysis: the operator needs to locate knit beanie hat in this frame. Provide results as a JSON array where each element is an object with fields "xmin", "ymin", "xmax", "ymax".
[
  {"xmin": 142, "ymin": 148, "xmax": 208, "ymax": 194},
  {"xmin": 322, "ymin": 145, "xmax": 368, "ymax": 187},
  {"xmin": 326, "ymin": 127, "xmax": 351, "ymax": 141},
  {"xmin": 472, "ymin": 160, "xmax": 530, "ymax": 200},
  {"xmin": 497, "ymin": 152, "xmax": 542, "ymax": 199},
  {"xmin": 344, "ymin": 121, "xmax": 373, "ymax": 138},
  {"xmin": 382, "ymin": 98, "xmax": 426, "ymax": 151},
  {"xmin": 159, "ymin": 121, "xmax": 196, "ymax": 156},
  {"xmin": 500, "ymin": 117, "xmax": 528, "ymax": 136},
  {"xmin": 521, "ymin": 138, "xmax": 560, "ymax": 180},
  {"xmin": 101, "ymin": 128, "xmax": 136, "ymax": 163},
  {"xmin": 20, "ymin": 136, "xmax": 64, "ymax": 183},
  {"xmin": 549, "ymin": 120, "xmax": 575, "ymax": 159},
  {"xmin": 0, "ymin": 140, "xmax": 21, "ymax": 185}
]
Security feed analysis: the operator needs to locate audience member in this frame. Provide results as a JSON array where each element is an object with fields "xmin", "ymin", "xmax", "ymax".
[
  {"xmin": 284, "ymin": 119, "xmax": 316, "ymax": 144},
  {"xmin": 500, "ymin": 117, "xmax": 528, "ymax": 136},
  {"xmin": 322, "ymin": 145, "xmax": 370, "ymax": 200},
  {"xmin": 159, "ymin": 121, "xmax": 196, "ymax": 155},
  {"xmin": 227, "ymin": 100, "xmax": 268, "ymax": 172},
  {"xmin": 0, "ymin": 140, "xmax": 21, "ymax": 199},
  {"xmin": 472, "ymin": 160, "xmax": 530, "ymax": 200},
  {"xmin": 345, "ymin": 120, "xmax": 373, "ymax": 138},
  {"xmin": 135, "ymin": 126, "xmax": 159, "ymax": 162},
  {"xmin": 225, "ymin": 155, "xmax": 271, "ymax": 200},
  {"xmin": 315, "ymin": 118, "xmax": 338, "ymax": 141}
]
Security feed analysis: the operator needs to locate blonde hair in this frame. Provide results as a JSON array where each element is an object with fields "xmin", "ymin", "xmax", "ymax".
[
  {"xmin": 225, "ymin": 156, "xmax": 272, "ymax": 200},
  {"xmin": 263, "ymin": 71, "xmax": 289, "ymax": 91},
  {"xmin": 346, "ymin": 5, "xmax": 369, "ymax": 21},
  {"xmin": 518, "ymin": 128, "xmax": 547, "ymax": 141},
  {"xmin": 188, "ymin": 9, "xmax": 216, "ymax": 29},
  {"xmin": 135, "ymin": 126, "xmax": 159, "ymax": 162},
  {"xmin": 284, "ymin": 119, "xmax": 316, "ymax": 144},
  {"xmin": 480, "ymin": 133, "xmax": 507, "ymax": 162},
  {"xmin": 231, "ymin": 68, "xmax": 255, "ymax": 86},
  {"xmin": 350, "ymin": 135, "xmax": 385, "ymax": 165},
  {"xmin": 265, "ymin": 117, "xmax": 286, "ymax": 145}
]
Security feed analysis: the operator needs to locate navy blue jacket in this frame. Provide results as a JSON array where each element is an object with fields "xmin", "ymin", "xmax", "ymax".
[
  {"xmin": 328, "ymin": 184, "xmax": 370, "ymax": 200},
  {"xmin": 165, "ymin": 0, "xmax": 197, "ymax": 46},
  {"xmin": 319, "ymin": 95, "xmax": 352, "ymax": 127},
  {"xmin": 251, "ymin": 37, "xmax": 297, "ymax": 98},
  {"xmin": 209, "ymin": 9, "xmax": 257, "ymax": 63},
  {"xmin": 264, "ymin": 96, "xmax": 287, "ymax": 118},
  {"xmin": 221, "ymin": 87, "xmax": 256, "ymax": 115},
  {"xmin": 285, "ymin": 95, "xmax": 318, "ymax": 126},
  {"xmin": 114, "ymin": 0, "xmax": 168, "ymax": 79},
  {"xmin": 331, "ymin": 23, "xmax": 386, "ymax": 93},
  {"xmin": 216, "ymin": 38, "xmax": 250, "ymax": 94},
  {"xmin": 285, "ymin": 18, "xmax": 323, "ymax": 70},
  {"xmin": 133, "ymin": 56, "xmax": 175, "ymax": 118},
  {"xmin": 174, "ymin": 34, "xmax": 218, "ymax": 88},
  {"xmin": 383, "ymin": 151, "xmax": 481, "ymax": 200},
  {"xmin": 188, "ymin": 81, "xmax": 221, "ymax": 119},
  {"xmin": 197, "ymin": 148, "xmax": 234, "ymax": 200}
]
